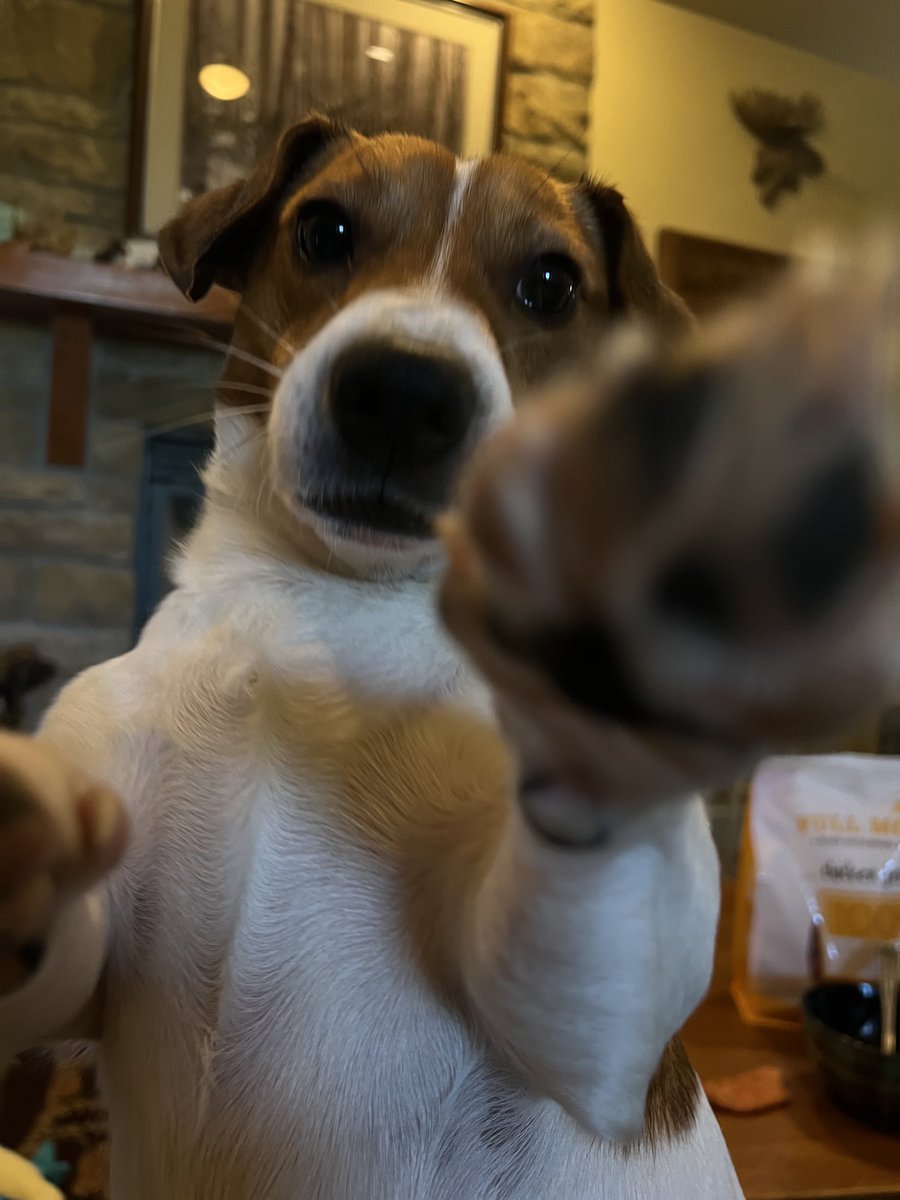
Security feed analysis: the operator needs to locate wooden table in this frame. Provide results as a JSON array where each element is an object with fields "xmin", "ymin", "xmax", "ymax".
[{"xmin": 682, "ymin": 887, "xmax": 900, "ymax": 1199}]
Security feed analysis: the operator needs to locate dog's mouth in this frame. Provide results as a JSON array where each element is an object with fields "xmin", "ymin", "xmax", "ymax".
[{"xmin": 299, "ymin": 490, "xmax": 436, "ymax": 543}]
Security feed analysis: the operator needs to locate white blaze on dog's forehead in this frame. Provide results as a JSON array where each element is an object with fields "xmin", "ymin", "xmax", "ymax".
[{"xmin": 429, "ymin": 157, "xmax": 478, "ymax": 283}]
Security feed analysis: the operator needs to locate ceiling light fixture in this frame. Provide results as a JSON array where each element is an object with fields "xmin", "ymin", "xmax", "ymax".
[
  {"xmin": 198, "ymin": 63, "xmax": 252, "ymax": 101},
  {"xmin": 364, "ymin": 44, "xmax": 394, "ymax": 63}
]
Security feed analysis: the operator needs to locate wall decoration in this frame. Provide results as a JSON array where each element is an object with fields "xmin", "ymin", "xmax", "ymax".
[
  {"xmin": 731, "ymin": 89, "xmax": 826, "ymax": 209},
  {"xmin": 130, "ymin": 0, "xmax": 507, "ymax": 234}
]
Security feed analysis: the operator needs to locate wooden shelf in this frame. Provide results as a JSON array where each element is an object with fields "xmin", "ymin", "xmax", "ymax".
[
  {"xmin": 657, "ymin": 229, "xmax": 788, "ymax": 317},
  {"xmin": 0, "ymin": 242, "xmax": 236, "ymax": 467},
  {"xmin": 0, "ymin": 241, "xmax": 236, "ymax": 340}
]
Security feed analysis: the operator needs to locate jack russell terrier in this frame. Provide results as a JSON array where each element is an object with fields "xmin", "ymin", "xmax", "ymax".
[{"xmin": 1, "ymin": 116, "xmax": 898, "ymax": 1199}]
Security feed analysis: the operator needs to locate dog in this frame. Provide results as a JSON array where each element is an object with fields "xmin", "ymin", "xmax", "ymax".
[{"xmin": 0, "ymin": 116, "xmax": 897, "ymax": 1199}]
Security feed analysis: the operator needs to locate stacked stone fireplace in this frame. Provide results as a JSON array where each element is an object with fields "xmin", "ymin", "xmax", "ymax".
[{"xmin": 0, "ymin": 317, "xmax": 221, "ymax": 726}]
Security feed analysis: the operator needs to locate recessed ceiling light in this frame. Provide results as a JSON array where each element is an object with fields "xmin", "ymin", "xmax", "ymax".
[
  {"xmin": 198, "ymin": 63, "xmax": 251, "ymax": 101},
  {"xmin": 364, "ymin": 44, "xmax": 394, "ymax": 63}
]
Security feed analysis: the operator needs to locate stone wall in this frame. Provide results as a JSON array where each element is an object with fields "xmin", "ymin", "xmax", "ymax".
[
  {"xmin": 0, "ymin": 0, "xmax": 135, "ymax": 253},
  {"xmin": 502, "ymin": 0, "xmax": 595, "ymax": 181},
  {"xmin": 0, "ymin": 318, "xmax": 221, "ymax": 726}
]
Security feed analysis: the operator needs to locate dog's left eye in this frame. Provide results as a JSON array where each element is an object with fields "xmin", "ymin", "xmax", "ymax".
[
  {"xmin": 296, "ymin": 202, "xmax": 353, "ymax": 267},
  {"xmin": 516, "ymin": 254, "xmax": 581, "ymax": 319}
]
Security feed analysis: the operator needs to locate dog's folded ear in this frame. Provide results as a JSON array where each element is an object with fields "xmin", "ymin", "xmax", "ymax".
[
  {"xmin": 577, "ymin": 181, "xmax": 691, "ymax": 333},
  {"xmin": 158, "ymin": 114, "xmax": 348, "ymax": 302}
]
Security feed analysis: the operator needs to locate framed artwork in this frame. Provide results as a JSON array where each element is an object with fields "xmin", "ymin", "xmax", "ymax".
[{"xmin": 129, "ymin": 0, "xmax": 508, "ymax": 234}]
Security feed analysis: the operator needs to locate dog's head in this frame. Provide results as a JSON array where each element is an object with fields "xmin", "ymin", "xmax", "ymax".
[{"xmin": 160, "ymin": 115, "xmax": 686, "ymax": 577}]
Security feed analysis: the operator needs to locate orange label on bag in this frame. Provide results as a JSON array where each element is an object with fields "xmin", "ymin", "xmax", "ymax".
[{"xmin": 817, "ymin": 890, "xmax": 900, "ymax": 940}]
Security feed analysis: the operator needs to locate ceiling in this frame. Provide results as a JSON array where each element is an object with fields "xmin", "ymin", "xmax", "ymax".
[{"xmin": 660, "ymin": 0, "xmax": 900, "ymax": 86}]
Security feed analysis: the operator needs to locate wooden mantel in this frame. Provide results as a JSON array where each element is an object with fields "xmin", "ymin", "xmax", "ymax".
[{"xmin": 0, "ymin": 242, "xmax": 237, "ymax": 467}]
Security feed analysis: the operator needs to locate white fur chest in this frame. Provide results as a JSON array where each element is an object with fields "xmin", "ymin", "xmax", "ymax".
[{"xmin": 91, "ymin": 565, "xmax": 511, "ymax": 1197}]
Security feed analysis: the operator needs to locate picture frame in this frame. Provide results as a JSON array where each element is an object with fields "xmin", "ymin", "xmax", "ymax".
[{"xmin": 128, "ymin": 0, "xmax": 508, "ymax": 235}]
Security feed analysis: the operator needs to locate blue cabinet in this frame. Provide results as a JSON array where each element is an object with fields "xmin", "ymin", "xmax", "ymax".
[{"xmin": 132, "ymin": 428, "xmax": 213, "ymax": 640}]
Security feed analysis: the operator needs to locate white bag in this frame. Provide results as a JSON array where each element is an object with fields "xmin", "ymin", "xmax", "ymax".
[{"xmin": 733, "ymin": 753, "xmax": 900, "ymax": 1028}]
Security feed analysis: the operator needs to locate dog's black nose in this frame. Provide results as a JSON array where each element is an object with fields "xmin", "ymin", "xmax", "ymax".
[{"xmin": 329, "ymin": 338, "xmax": 478, "ymax": 466}]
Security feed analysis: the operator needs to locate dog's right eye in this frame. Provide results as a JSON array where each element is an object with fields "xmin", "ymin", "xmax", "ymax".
[
  {"xmin": 516, "ymin": 253, "xmax": 581, "ymax": 320},
  {"xmin": 296, "ymin": 202, "xmax": 353, "ymax": 267}
]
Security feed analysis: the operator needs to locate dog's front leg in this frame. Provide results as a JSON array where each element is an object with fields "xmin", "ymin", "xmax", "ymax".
[
  {"xmin": 453, "ymin": 772, "xmax": 719, "ymax": 1142},
  {"xmin": 440, "ymin": 238, "xmax": 900, "ymax": 1141}
]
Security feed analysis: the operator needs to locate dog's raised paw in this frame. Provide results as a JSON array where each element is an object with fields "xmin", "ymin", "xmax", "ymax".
[
  {"xmin": 440, "ymin": 234, "xmax": 900, "ymax": 803},
  {"xmin": 0, "ymin": 732, "xmax": 126, "ymax": 993}
]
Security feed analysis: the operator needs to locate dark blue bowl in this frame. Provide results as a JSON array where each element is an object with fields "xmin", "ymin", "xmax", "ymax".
[{"xmin": 803, "ymin": 982, "xmax": 900, "ymax": 1133}]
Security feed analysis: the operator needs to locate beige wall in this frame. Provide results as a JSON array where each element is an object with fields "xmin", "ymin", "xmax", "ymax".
[{"xmin": 589, "ymin": 0, "xmax": 900, "ymax": 256}]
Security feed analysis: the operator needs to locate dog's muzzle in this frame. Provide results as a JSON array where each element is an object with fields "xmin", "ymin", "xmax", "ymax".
[
  {"xmin": 271, "ymin": 289, "xmax": 513, "ymax": 549},
  {"xmin": 307, "ymin": 335, "xmax": 481, "ymax": 537}
]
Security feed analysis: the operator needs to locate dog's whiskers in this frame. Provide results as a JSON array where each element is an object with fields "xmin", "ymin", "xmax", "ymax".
[
  {"xmin": 348, "ymin": 133, "xmax": 375, "ymax": 184},
  {"xmin": 191, "ymin": 332, "xmax": 285, "ymax": 379},
  {"xmin": 240, "ymin": 303, "xmax": 295, "ymax": 358},
  {"xmin": 163, "ymin": 403, "xmax": 268, "ymax": 429},
  {"xmin": 126, "ymin": 379, "xmax": 218, "ymax": 394},
  {"xmin": 96, "ymin": 382, "xmax": 268, "ymax": 434},
  {"xmin": 97, "ymin": 405, "xmax": 272, "ymax": 454},
  {"xmin": 522, "ymin": 148, "xmax": 573, "ymax": 209},
  {"xmin": 224, "ymin": 345, "xmax": 285, "ymax": 379},
  {"xmin": 216, "ymin": 381, "xmax": 276, "ymax": 399}
]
